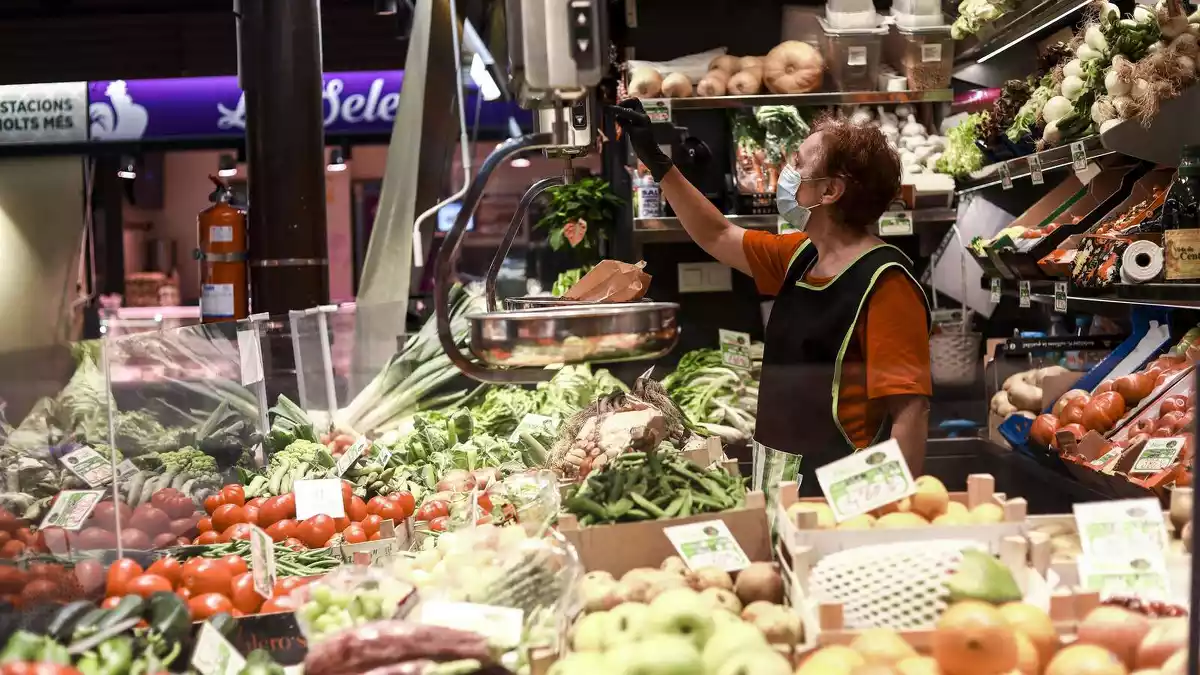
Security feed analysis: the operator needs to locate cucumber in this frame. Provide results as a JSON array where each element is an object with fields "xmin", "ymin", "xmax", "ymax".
[
  {"xmin": 96, "ymin": 595, "xmax": 145, "ymax": 630},
  {"xmin": 48, "ymin": 601, "xmax": 94, "ymax": 641},
  {"xmin": 148, "ymin": 591, "xmax": 190, "ymax": 640},
  {"xmin": 70, "ymin": 608, "xmax": 110, "ymax": 638}
]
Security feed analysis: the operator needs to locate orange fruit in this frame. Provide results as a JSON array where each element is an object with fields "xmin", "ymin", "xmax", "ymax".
[
  {"xmin": 932, "ymin": 601, "xmax": 1019, "ymax": 675},
  {"xmin": 998, "ymin": 602, "xmax": 1059, "ymax": 666}
]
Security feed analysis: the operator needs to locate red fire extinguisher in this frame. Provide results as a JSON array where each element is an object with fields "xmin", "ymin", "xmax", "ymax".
[{"xmin": 197, "ymin": 175, "xmax": 248, "ymax": 323}]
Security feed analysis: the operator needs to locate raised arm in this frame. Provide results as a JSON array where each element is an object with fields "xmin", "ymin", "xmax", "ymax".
[{"xmin": 609, "ymin": 101, "xmax": 752, "ymax": 276}]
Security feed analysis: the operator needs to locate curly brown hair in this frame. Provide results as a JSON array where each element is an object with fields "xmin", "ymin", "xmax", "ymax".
[{"xmin": 808, "ymin": 114, "xmax": 902, "ymax": 232}]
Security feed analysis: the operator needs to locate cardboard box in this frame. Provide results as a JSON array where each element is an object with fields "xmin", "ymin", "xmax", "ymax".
[
  {"xmin": 562, "ymin": 260, "xmax": 651, "ymax": 303},
  {"xmin": 557, "ymin": 492, "xmax": 771, "ymax": 577}
]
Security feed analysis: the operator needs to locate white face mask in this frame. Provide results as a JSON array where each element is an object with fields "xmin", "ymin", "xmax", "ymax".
[{"xmin": 776, "ymin": 164, "xmax": 827, "ymax": 230}]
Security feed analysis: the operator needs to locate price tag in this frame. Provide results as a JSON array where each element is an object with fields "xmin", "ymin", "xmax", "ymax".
[
  {"xmin": 417, "ymin": 601, "xmax": 525, "ymax": 649},
  {"xmin": 1088, "ymin": 446, "xmax": 1124, "ymax": 474},
  {"xmin": 921, "ymin": 43, "xmax": 943, "ymax": 62},
  {"xmin": 1053, "ymin": 281, "xmax": 1068, "ymax": 313},
  {"xmin": 1028, "ymin": 154, "xmax": 1045, "ymax": 185},
  {"xmin": 999, "ymin": 161, "xmax": 1013, "ymax": 190},
  {"xmin": 989, "ymin": 277, "xmax": 1002, "ymax": 304},
  {"xmin": 1129, "ymin": 437, "xmax": 1186, "ymax": 474},
  {"xmin": 718, "ymin": 329, "xmax": 752, "ymax": 370},
  {"xmin": 59, "ymin": 445, "xmax": 114, "ymax": 488},
  {"xmin": 339, "ymin": 538, "xmax": 397, "ymax": 565},
  {"xmin": 294, "ymin": 479, "xmax": 347, "ymax": 520},
  {"xmin": 192, "ymin": 621, "xmax": 246, "ymax": 675},
  {"xmin": 815, "ymin": 439, "xmax": 916, "ymax": 522},
  {"xmin": 847, "ymin": 46, "xmax": 867, "ymax": 66},
  {"xmin": 1018, "ymin": 280, "xmax": 1031, "ymax": 308},
  {"xmin": 238, "ymin": 328, "xmax": 264, "ymax": 386},
  {"xmin": 662, "ymin": 519, "xmax": 751, "ymax": 572},
  {"xmin": 335, "ymin": 438, "xmax": 369, "ymax": 476},
  {"xmin": 39, "ymin": 490, "xmax": 105, "ymax": 531},
  {"xmin": 1073, "ymin": 498, "xmax": 1169, "ymax": 560},
  {"xmin": 248, "ymin": 525, "xmax": 277, "ymax": 598},
  {"xmin": 877, "ymin": 210, "xmax": 914, "ymax": 237},
  {"xmin": 1070, "ymin": 141, "xmax": 1088, "ymax": 172},
  {"xmin": 642, "ymin": 99, "xmax": 672, "ymax": 123},
  {"xmin": 115, "ymin": 459, "xmax": 140, "ymax": 482},
  {"xmin": 1077, "ymin": 554, "xmax": 1171, "ymax": 600},
  {"xmin": 509, "ymin": 414, "xmax": 557, "ymax": 444}
]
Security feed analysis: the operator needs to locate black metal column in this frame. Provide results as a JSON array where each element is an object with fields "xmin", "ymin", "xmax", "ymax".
[{"xmin": 238, "ymin": 0, "xmax": 329, "ymax": 315}]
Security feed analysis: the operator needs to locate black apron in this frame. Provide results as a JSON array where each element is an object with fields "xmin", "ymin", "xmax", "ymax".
[{"xmin": 754, "ymin": 239, "xmax": 929, "ymax": 496}]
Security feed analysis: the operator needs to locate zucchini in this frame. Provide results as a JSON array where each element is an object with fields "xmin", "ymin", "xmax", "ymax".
[
  {"xmin": 148, "ymin": 592, "xmax": 190, "ymax": 641},
  {"xmin": 126, "ymin": 472, "xmax": 147, "ymax": 506},
  {"xmin": 71, "ymin": 608, "xmax": 110, "ymax": 638},
  {"xmin": 47, "ymin": 601, "xmax": 94, "ymax": 641},
  {"xmin": 96, "ymin": 595, "xmax": 145, "ymax": 630}
]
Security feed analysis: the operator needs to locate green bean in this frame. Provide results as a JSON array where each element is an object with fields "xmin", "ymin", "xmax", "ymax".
[{"xmin": 629, "ymin": 493, "xmax": 666, "ymax": 518}]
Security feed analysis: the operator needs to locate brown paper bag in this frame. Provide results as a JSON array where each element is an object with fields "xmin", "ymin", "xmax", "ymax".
[{"xmin": 562, "ymin": 260, "xmax": 651, "ymax": 302}]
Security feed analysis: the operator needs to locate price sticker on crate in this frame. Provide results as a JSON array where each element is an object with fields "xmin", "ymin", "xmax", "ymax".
[
  {"xmin": 718, "ymin": 329, "xmax": 752, "ymax": 370},
  {"xmin": 58, "ymin": 445, "xmax": 114, "ymax": 488},
  {"xmin": 662, "ymin": 519, "xmax": 751, "ymax": 572},
  {"xmin": 1073, "ymin": 498, "xmax": 1169, "ymax": 560},
  {"xmin": 1129, "ymin": 437, "xmax": 1186, "ymax": 475},
  {"xmin": 39, "ymin": 490, "xmax": 105, "ymax": 531},
  {"xmin": 642, "ymin": 99, "xmax": 672, "ymax": 123},
  {"xmin": 335, "ymin": 437, "xmax": 370, "ymax": 476},
  {"xmin": 815, "ymin": 439, "xmax": 916, "ymax": 522},
  {"xmin": 1053, "ymin": 282, "xmax": 1068, "ymax": 313},
  {"xmin": 192, "ymin": 622, "xmax": 246, "ymax": 675},
  {"xmin": 999, "ymin": 161, "xmax": 1014, "ymax": 190},
  {"xmin": 1018, "ymin": 280, "xmax": 1031, "ymax": 308},
  {"xmin": 989, "ymin": 277, "xmax": 1002, "ymax": 304},
  {"xmin": 1028, "ymin": 153, "xmax": 1045, "ymax": 185},
  {"xmin": 249, "ymin": 525, "xmax": 277, "ymax": 598},
  {"xmin": 294, "ymin": 479, "xmax": 347, "ymax": 520},
  {"xmin": 877, "ymin": 210, "xmax": 914, "ymax": 237},
  {"xmin": 1070, "ymin": 141, "xmax": 1089, "ymax": 172}
]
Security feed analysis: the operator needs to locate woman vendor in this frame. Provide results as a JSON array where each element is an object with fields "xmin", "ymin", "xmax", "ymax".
[{"xmin": 610, "ymin": 100, "xmax": 933, "ymax": 497}]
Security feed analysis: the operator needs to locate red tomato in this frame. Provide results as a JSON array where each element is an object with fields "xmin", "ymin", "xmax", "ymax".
[
  {"xmin": 298, "ymin": 515, "xmax": 336, "ymax": 549},
  {"xmin": 27, "ymin": 562, "xmax": 65, "ymax": 580},
  {"xmin": 220, "ymin": 485, "xmax": 246, "ymax": 508},
  {"xmin": 229, "ymin": 572, "xmax": 263, "ymax": 614},
  {"xmin": 105, "ymin": 559, "xmax": 144, "ymax": 597},
  {"xmin": 264, "ymin": 519, "xmax": 298, "ymax": 543},
  {"xmin": 245, "ymin": 497, "xmax": 267, "ymax": 510},
  {"xmin": 258, "ymin": 494, "xmax": 295, "ymax": 527},
  {"xmin": 165, "ymin": 495, "xmax": 197, "ymax": 520},
  {"xmin": 416, "ymin": 500, "xmax": 449, "ymax": 522},
  {"xmin": 150, "ymin": 488, "xmax": 183, "ymax": 511},
  {"xmin": 340, "ymin": 481, "xmax": 354, "ymax": 510},
  {"xmin": 391, "ymin": 491, "xmax": 416, "ymax": 518},
  {"xmin": 476, "ymin": 515, "xmax": 493, "ymax": 525},
  {"xmin": 124, "ymin": 574, "xmax": 174, "ymax": 599},
  {"xmin": 101, "ymin": 596, "xmax": 122, "ymax": 609},
  {"xmin": 152, "ymin": 532, "xmax": 179, "ymax": 550},
  {"xmin": 360, "ymin": 515, "xmax": 383, "ymax": 537},
  {"xmin": 281, "ymin": 538, "xmax": 305, "ymax": 552},
  {"xmin": 0, "ymin": 532, "xmax": 10, "ymax": 548},
  {"xmin": 475, "ymin": 493, "xmax": 494, "ymax": 514},
  {"xmin": 76, "ymin": 528, "xmax": 114, "ymax": 550},
  {"xmin": 20, "ymin": 579, "xmax": 61, "ymax": 606},
  {"xmin": 242, "ymin": 505, "xmax": 260, "ymax": 527},
  {"xmin": 277, "ymin": 493, "xmax": 297, "ymax": 519},
  {"xmin": 260, "ymin": 594, "xmax": 300, "ymax": 614},
  {"xmin": 188, "ymin": 593, "xmax": 235, "ymax": 620},
  {"xmin": 13, "ymin": 528, "xmax": 34, "ymax": 546},
  {"xmin": 204, "ymin": 495, "xmax": 224, "ymax": 515},
  {"xmin": 369, "ymin": 532, "xmax": 380, "ymax": 541},
  {"xmin": 73, "ymin": 559, "xmax": 105, "ymax": 596},
  {"xmin": 333, "ymin": 517, "xmax": 351, "ymax": 532},
  {"xmin": 377, "ymin": 499, "xmax": 405, "ymax": 523},
  {"xmin": 40, "ymin": 528, "xmax": 71, "ymax": 556},
  {"xmin": 348, "ymin": 497, "xmax": 368, "ymax": 523},
  {"xmin": 221, "ymin": 524, "xmax": 254, "ymax": 543},
  {"xmin": 428, "ymin": 517, "xmax": 450, "ymax": 532},
  {"xmin": 0, "ymin": 541, "xmax": 24, "ymax": 559},
  {"xmin": 119, "ymin": 529, "xmax": 152, "ymax": 550},
  {"xmin": 365, "ymin": 497, "xmax": 389, "ymax": 516},
  {"xmin": 183, "ymin": 559, "xmax": 234, "ymax": 597},
  {"xmin": 220, "ymin": 554, "xmax": 249, "ymax": 577},
  {"xmin": 271, "ymin": 576, "xmax": 310, "ymax": 597},
  {"xmin": 196, "ymin": 518, "xmax": 212, "ymax": 534},
  {"xmin": 342, "ymin": 524, "xmax": 368, "ymax": 544},
  {"xmin": 211, "ymin": 504, "xmax": 246, "ymax": 533},
  {"xmin": 176, "ymin": 587, "xmax": 192, "ymax": 601},
  {"xmin": 195, "ymin": 531, "xmax": 220, "ymax": 545},
  {"xmin": 146, "ymin": 558, "xmax": 183, "ymax": 587}
]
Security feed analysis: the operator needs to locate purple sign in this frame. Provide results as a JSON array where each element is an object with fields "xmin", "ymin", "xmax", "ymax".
[{"xmin": 87, "ymin": 71, "xmax": 528, "ymax": 142}]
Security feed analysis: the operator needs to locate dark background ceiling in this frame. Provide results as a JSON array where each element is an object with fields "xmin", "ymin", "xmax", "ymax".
[{"xmin": 0, "ymin": 0, "xmax": 406, "ymax": 84}]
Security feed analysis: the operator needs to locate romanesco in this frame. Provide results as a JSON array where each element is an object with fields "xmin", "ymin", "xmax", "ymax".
[
  {"xmin": 270, "ymin": 439, "xmax": 334, "ymax": 471},
  {"xmin": 158, "ymin": 447, "xmax": 218, "ymax": 475}
]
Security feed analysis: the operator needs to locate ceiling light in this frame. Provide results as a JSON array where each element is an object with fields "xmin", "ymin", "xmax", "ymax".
[
  {"xmin": 117, "ymin": 156, "xmax": 136, "ymax": 180},
  {"xmin": 218, "ymin": 154, "xmax": 238, "ymax": 178},
  {"xmin": 327, "ymin": 146, "xmax": 348, "ymax": 172},
  {"xmin": 374, "ymin": 0, "xmax": 398, "ymax": 15}
]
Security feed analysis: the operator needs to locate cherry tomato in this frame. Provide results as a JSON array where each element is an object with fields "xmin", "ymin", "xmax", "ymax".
[
  {"xmin": 428, "ymin": 517, "xmax": 450, "ymax": 532},
  {"xmin": 183, "ymin": 559, "xmax": 234, "ymax": 597},
  {"xmin": 342, "ymin": 524, "xmax": 368, "ymax": 544},
  {"xmin": 391, "ymin": 491, "xmax": 416, "ymax": 518},
  {"xmin": 219, "ymin": 485, "xmax": 246, "ymax": 508},
  {"xmin": 211, "ymin": 504, "xmax": 246, "ymax": 532},
  {"xmin": 195, "ymin": 531, "xmax": 220, "ymax": 545},
  {"xmin": 260, "ymin": 594, "xmax": 301, "ymax": 614},
  {"xmin": 204, "ymin": 495, "xmax": 224, "ymax": 515},
  {"xmin": 360, "ymin": 514, "xmax": 383, "ymax": 537},
  {"xmin": 221, "ymin": 554, "xmax": 249, "ymax": 577},
  {"xmin": 281, "ymin": 538, "xmax": 306, "ymax": 552},
  {"xmin": 416, "ymin": 500, "xmax": 450, "ymax": 522},
  {"xmin": 188, "ymin": 593, "xmax": 235, "ymax": 620},
  {"xmin": 229, "ymin": 572, "xmax": 263, "ymax": 614},
  {"xmin": 196, "ymin": 518, "xmax": 213, "ymax": 534},
  {"xmin": 101, "ymin": 596, "xmax": 122, "ymax": 609},
  {"xmin": 242, "ymin": 505, "xmax": 260, "ymax": 527},
  {"xmin": 348, "ymin": 497, "xmax": 368, "ymax": 523},
  {"xmin": 146, "ymin": 557, "xmax": 184, "ymax": 587},
  {"xmin": 105, "ymin": 559, "xmax": 144, "ymax": 597},
  {"xmin": 221, "ymin": 524, "xmax": 254, "ymax": 543},
  {"xmin": 298, "ymin": 515, "xmax": 336, "ymax": 549},
  {"xmin": 124, "ymin": 574, "xmax": 174, "ymax": 599}
]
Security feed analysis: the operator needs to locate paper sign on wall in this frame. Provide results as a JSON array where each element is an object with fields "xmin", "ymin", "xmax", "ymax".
[
  {"xmin": 662, "ymin": 519, "xmax": 751, "ymax": 572},
  {"xmin": 294, "ymin": 479, "xmax": 346, "ymax": 520},
  {"xmin": 815, "ymin": 439, "xmax": 915, "ymax": 522}
]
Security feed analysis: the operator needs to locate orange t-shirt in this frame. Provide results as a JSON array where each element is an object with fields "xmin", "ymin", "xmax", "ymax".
[{"xmin": 744, "ymin": 230, "xmax": 932, "ymax": 448}]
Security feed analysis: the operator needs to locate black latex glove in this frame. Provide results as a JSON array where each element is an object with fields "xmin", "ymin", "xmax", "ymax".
[{"xmin": 607, "ymin": 99, "xmax": 674, "ymax": 182}]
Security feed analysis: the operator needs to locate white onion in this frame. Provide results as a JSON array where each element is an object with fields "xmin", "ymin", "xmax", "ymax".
[
  {"xmin": 1180, "ymin": 56, "xmax": 1197, "ymax": 74},
  {"xmin": 1062, "ymin": 75, "xmax": 1086, "ymax": 101},
  {"xmin": 1043, "ymin": 120, "xmax": 1062, "ymax": 145},
  {"xmin": 1132, "ymin": 78, "xmax": 1150, "ymax": 98},
  {"xmin": 1064, "ymin": 59, "xmax": 1084, "ymax": 78},
  {"xmin": 1042, "ymin": 95, "xmax": 1074, "ymax": 123},
  {"xmin": 1113, "ymin": 96, "xmax": 1137, "ymax": 119},
  {"xmin": 1105, "ymin": 69, "xmax": 1131, "ymax": 96},
  {"xmin": 1077, "ymin": 44, "xmax": 1104, "ymax": 61},
  {"xmin": 1091, "ymin": 98, "xmax": 1116, "ymax": 125},
  {"xmin": 1085, "ymin": 25, "xmax": 1109, "ymax": 52}
]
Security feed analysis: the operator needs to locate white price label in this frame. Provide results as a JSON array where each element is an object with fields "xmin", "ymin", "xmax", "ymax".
[
  {"xmin": 1070, "ymin": 141, "xmax": 1088, "ymax": 172},
  {"xmin": 201, "ymin": 284, "xmax": 236, "ymax": 319},
  {"xmin": 191, "ymin": 622, "xmax": 246, "ymax": 675},
  {"xmin": 249, "ymin": 525, "xmax": 277, "ymax": 598},
  {"xmin": 116, "ymin": 459, "xmax": 140, "ymax": 482},
  {"xmin": 237, "ymin": 328, "xmax": 263, "ymax": 386},
  {"xmin": 642, "ymin": 99, "xmax": 672, "ymax": 123},
  {"xmin": 718, "ymin": 329, "xmax": 752, "ymax": 370},
  {"xmin": 816, "ymin": 439, "xmax": 916, "ymax": 522},
  {"xmin": 847, "ymin": 46, "xmax": 868, "ymax": 66},
  {"xmin": 877, "ymin": 210, "xmax": 914, "ymax": 237},
  {"xmin": 39, "ymin": 490, "xmax": 105, "ymax": 531},
  {"xmin": 1053, "ymin": 281, "xmax": 1068, "ymax": 313},
  {"xmin": 989, "ymin": 277, "xmax": 1002, "ymax": 304},
  {"xmin": 662, "ymin": 519, "xmax": 751, "ymax": 572},
  {"xmin": 59, "ymin": 445, "xmax": 114, "ymax": 488},
  {"xmin": 1018, "ymin": 280, "xmax": 1031, "ymax": 308},
  {"xmin": 210, "ymin": 225, "xmax": 234, "ymax": 243},
  {"xmin": 1073, "ymin": 498, "xmax": 1169, "ymax": 560},
  {"xmin": 1028, "ymin": 154, "xmax": 1044, "ymax": 185},
  {"xmin": 999, "ymin": 161, "xmax": 1013, "ymax": 190},
  {"xmin": 417, "ymin": 601, "xmax": 525, "ymax": 650},
  {"xmin": 1077, "ymin": 554, "xmax": 1170, "ymax": 600},
  {"xmin": 339, "ymin": 538, "xmax": 398, "ymax": 565},
  {"xmin": 335, "ymin": 438, "xmax": 369, "ymax": 476},
  {"xmin": 921, "ymin": 43, "xmax": 943, "ymax": 63},
  {"xmin": 294, "ymin": 479, "xmax": 347, "ymax": 520},
  {"xmin": 1129, "ymin": 437, "xmax": 1186, "ymax": 474}
]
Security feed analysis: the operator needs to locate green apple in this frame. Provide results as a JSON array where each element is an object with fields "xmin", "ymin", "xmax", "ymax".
[
  {"xmin": 608, "ymin": 635, "xmax": 701, "ymax": 675},
  {"xmin": 608, "ymin": 602, "xmax": 650, "ymax": 646},
  {"xmin": 700, "ymin": 619, "xmax": 768, "ymax": 674},
  {"xmin": 572, "ymin": 611, "xmax": 615, "ymax": 652},
  {"xmin": 548, "ymin": 652, "xmax": 610, "ymax": 675},
  {"xmin": 646, "ymin": 588, "xmax": 716, "ymax": 650},
  {"xmin": 713, "ymin": 648, "xmax": 793, "ymax": 675}
]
